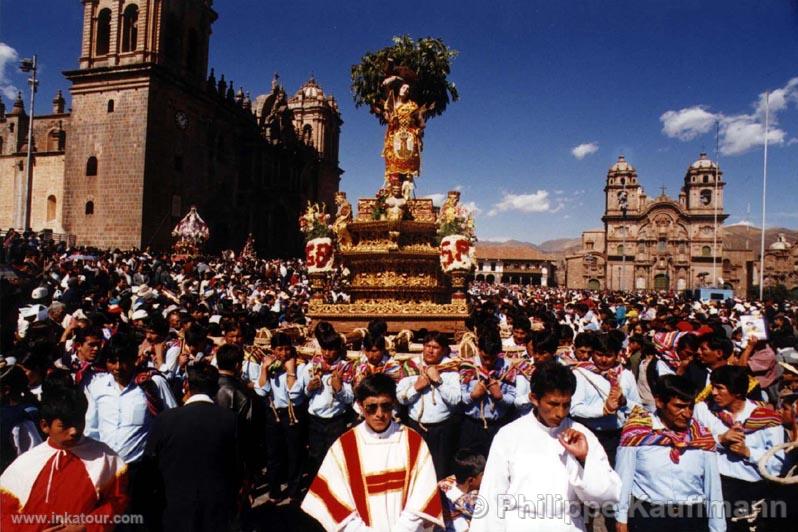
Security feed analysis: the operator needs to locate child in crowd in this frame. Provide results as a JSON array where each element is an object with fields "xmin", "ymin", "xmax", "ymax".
[{"xmin": 438, "ymin": 449, "xmax": 486, "ymax": 532}]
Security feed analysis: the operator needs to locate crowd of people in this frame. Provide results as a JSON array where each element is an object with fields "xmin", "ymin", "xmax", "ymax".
[{"xmin": 2, "ymin": 230, "xmax": 798, "ymax": 532}]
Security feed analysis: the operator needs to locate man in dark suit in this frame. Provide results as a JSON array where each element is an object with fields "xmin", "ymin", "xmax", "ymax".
[{"xmin": 144, "ymin": 363, "xmax": 242, "ymax": 532}]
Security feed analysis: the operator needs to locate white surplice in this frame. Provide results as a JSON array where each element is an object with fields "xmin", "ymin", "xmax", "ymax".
[{"xmin": 471, "ymin": 413, "xmax": 621, "ymax": 532}]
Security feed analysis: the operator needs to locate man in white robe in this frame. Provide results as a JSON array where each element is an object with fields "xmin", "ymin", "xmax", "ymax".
[
  {"xmin": 471, "ymin": 361, "xmax": 621, "ymax": 532},
  {"xmin": 302, "ymin": 373, "xmax": 444, "ymax": 531}
]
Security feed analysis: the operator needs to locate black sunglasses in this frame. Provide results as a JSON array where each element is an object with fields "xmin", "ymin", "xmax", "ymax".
[{"xmin": 362, "ymin": 401, "xmax": 394, "ymax": 415}]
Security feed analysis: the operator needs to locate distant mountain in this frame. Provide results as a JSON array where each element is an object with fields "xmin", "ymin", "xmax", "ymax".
[
  {"xmin": 476, "ymin": 225, "xmax": 797, "ymax": 262},
  {"xmin": 722, "ymin": 225, "xmax": 797, "ymax": 250},
  {"xmin": 538, "ymin": 237, "xmax": 582, "ymax": 253}
]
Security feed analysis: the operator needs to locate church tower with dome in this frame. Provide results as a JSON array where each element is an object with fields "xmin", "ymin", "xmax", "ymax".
[
  {"xmin": 287, "ymin": 77, "xmax": 343, "ymax": 212},
  {"xmin": 0, "ymin": 1, "xmax": 341, "ymax": 256}
]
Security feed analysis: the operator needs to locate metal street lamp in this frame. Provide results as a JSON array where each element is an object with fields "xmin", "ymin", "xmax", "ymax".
[{"xmin": 18, "ymin": 55, "xmax": 38, "ymax": 231}]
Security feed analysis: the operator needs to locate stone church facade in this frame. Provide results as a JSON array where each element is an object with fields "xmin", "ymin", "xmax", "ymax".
[
  {"xmin": 0, "ymin": 0, "xmax": 341, "ymax": 256},
  {"xmin": 566, "ymin": 153, "xmax": 730, "ymax": 292},
  {"xmin": 564, "ymin": 154, "xmax": 798, "ymax": 296}
]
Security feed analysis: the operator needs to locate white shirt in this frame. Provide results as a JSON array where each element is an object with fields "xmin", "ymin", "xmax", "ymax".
[
  {"xmin": 471, "ymin": 413, "xmax": 621, "ymax": 532},
  {"xmin": 84, "ymin": 372, "xmax": 177, "ymax": 463},
  {"xmin": 184, "ymin": 393, "xmax": 214, "ymax": 405},
  {"xmin": 693, "ymin": 399, "xmax": 785, "ymax": 482},
  {"xmin": 11, "ymin": 420, "xmax": 42, "ymax": 456},
  {"xmin": 396, "ymin": 358, "xmax": 461, "ymax": 424},
  {"xmin": 571, "ymin": 367, "xmax": 640, "ymax": 431}
]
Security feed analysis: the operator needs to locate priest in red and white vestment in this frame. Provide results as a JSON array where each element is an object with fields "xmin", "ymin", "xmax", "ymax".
[
  {"xmin": 302, "ymin": 373, "xmax": 444, "ymax": 531},
  {"xmin": 0, "ymin": 386, "xmax": 128, "ymax": 532}
]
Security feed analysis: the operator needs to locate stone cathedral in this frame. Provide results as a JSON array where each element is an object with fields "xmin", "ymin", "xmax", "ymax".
[
  {"xmin": 565, "ymin": 153, "xmax": 730, "ymax": 292},
  {"xmin": 0, "ymin": 0, "xmax": 341, "ymax": 256}
]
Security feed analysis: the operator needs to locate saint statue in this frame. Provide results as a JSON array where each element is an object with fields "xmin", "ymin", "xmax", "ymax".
[
  {"xmin": 332, "ymin": 192, "xmax": 353, "ymax": 248},
  {"xmin": 381, "ymin": 74, "xmax": 434, "ymax": 191}
]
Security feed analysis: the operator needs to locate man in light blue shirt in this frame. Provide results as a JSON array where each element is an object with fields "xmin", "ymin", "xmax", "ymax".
[
  {"xmin": 693, "ymin": 365, "xmax": 784, "ymax": 532},
  {"xmin": 572, "ymin": 332, "xmax": 640, "ymax": 531},
  {"xmin": 257, "ymin": 332, "xmax": 306, "ymax": 502},
  {"xmin": 85, "ymin": 337, "xmax": 177, "ymax": 463},
  {"xmin": 459, "ymin": 329, "xmax": 516, "ymax": 456},
  {"xmin": 301, "ymin": 324, "xmax": 354, "ymax": 479},
  {"xmin": 615, "ymin": 374, "xmax": 725, "ymax": 532},
  {"xmin": 571, "ymin": 333, "xmax": 640, "ymax": 454},
  {"xmin": 397, "ymin": 332, "xmax": 461, "ymax": 477},
  {"xmin": 84, "ymin": 334, "xmax": 176, "ymax": 526}
]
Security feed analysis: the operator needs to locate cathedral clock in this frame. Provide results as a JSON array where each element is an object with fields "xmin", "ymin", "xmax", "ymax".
[{"xmin": 175, "ymin": 111, "xmax": 189, "ymax": 130}]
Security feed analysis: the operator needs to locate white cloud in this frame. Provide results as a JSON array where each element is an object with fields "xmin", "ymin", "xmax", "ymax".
[
  {"xmin": 424, "ymin": 192, "xmax": 480, "ymax": 215},
  {"xmin": 660, "ymin": 76, "xmax": 798, "ymax": 156},
  {"xmin": 660, "ymin": 106, "xmax": 719, "ymax": 140},
  {"xmin": 0, "ymin": 42, "xmax": 19, "ymax": 101},
  {"xmin": 788, "ymin": 138, "xmax": 798, "ymax": 146},
  {"xmin": 481, "ymin": 235, "xmax": 512, "ymax": 242},
  {"xmin": 488, "ymin": 190, "xmax": 563, "ymax": 216},
  {"xmin": 423, "ymin": 193, "xmax": 446, "ymax": 207},
  {"xmin": 461, "ymin": 201, "xmax": 482, "ymax": 216},
  {"xmin": 720, "ymin": 114, "xmax": 785, "ymax": 156},
  {"xmin": 571, "ymin": 142, "xmax": 599, "ymax": 159}
]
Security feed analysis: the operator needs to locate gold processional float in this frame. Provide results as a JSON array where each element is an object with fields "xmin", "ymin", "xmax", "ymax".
[{"xmin": 301, "ymin": 38, "xmax": 476, "ymax": 335}]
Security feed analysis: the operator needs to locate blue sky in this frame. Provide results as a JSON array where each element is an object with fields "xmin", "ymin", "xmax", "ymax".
[{"xmin": 2, "ymin": 0, "xmax": 797, "ymax": 243}]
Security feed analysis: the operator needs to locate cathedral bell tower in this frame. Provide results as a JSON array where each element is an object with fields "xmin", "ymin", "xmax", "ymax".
[
  {"xmin": 63, "ymin": 0, "xmax": 218, "ymax": 249},
  {"xmin": 78, "ymin": 0, "xmax": 215, "ymax": 82},
  {"xmin": 602, "ymin": 155, "xmax": 642, "ymax": 290},
  {"xmin": 682, "ymin": 152, "xmax": 724, "ymax": 214},
  {"xmin": 288, "ymin": 77, "xmax": 343, "ymax": 212},
  {"xmin": 604, "ymin": 155, "xmax": 641, "ymax": 217}
]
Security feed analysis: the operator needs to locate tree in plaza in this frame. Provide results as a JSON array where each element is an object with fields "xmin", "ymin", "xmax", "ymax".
[{"xmin": 350, "ymin": 35, "xmax": 459, "ymax": 125}]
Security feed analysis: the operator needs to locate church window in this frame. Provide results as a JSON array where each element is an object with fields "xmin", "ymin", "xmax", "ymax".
[
  {"xmin": 490, "ymin": 262, "xmax": 496, "ymax": 272},
  {"xmin": 86, "ymin": 156, "xmax": 98, "ymax": 176},
  {"xmin": 95, "ymin": 9, "xmax": 111, "ymax": 56},
  {"xmin": 703, "ymin": 175, "xmax": 709, "ymax": 184},
  {"xmin": 658, "ymin": 239, "xmax": 666, "ymax": 252},
  {"xmin": 302, "ymin": 125, "xmax": 313, "ymax": 145},
  {"xmin": 85, "ymin": 201, "xmax": 94, "ymax": 215},
  {"xmin": 638, "ymin": 243, "xmax": 645, "ymax": 253},
  {"xmin": 700, "ymin": 189, "xmax": 712, "ymax": 206},
  {"xmin": 702, "ymin": 246, "xmax": 712, "ymax": 257},
  {"xmin": 46, "ymin": 195, "xmax": 56, "ymax": 221},
  {"xmin": 617, "ymin": 245, "xmax": 624, "ymax": 256},
  {"xmin": 217, "ymin": 137, "xmax": 225, "ymax": 162},
  {"xmin": 678, "ymin": 243, "xmax": 686, "ymax": 254},
  {"xmin": 121, "ymin": 5, "xmax": 139, "ymax": 52},
  {"xmin": 186, "ymin": 29, "xmax": 199, "ymax": 74},
  {"xmin": 164, "ymin": 13, "xmax": 182, "ymax": 65},
  {"xmin": 107, "ymin": 99, "xmax": 114, "ymax": 112},
  {"xmin": 47, "ymin": 130, "xmax": 63, "ymax": 151},
  {"xmin": 8, "ymin": 123, "xmax": 13, "ymax": 132},
  {"xmin": 586, "ymin": 241, "xmax": 594, "ymax": 250},
  {"xmin": 620, "ymin": 177, "xmax": 625, "ymax": 185}
]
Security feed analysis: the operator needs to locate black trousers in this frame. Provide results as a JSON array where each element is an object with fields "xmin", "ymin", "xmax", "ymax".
[
  {"xmin": 458, "ymin": 415, "xmax": 505, "ymax": 458},
  {"xmin": 265, "ymin": 405, "xmax": 307, "ymax": 499},
  {"xmin": 124, "ymin": 460, "xmax": 157, "ymax": 531},
  {"xmin": 406, "ymin": 415, "xmax": 460, "ymax": 479},
  {"xmin": 306, "ymin": 412, "xmax": 351, "ymax": 480},
  {"xmin": 721, "ymin": 475, "xmax": 771, "ymax": 532},
  {"xmin": 593, "ymin": 428, "xmax": 622, "ymax": 468},
  {"xmin": 628, "ymin": 499, "xmax": 708, "ymax": 532}
]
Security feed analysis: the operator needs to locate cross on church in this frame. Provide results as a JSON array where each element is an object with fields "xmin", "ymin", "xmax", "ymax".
[{"xmin": 659, "ymin": 185, "xmax": 667, "ymax": 196}]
